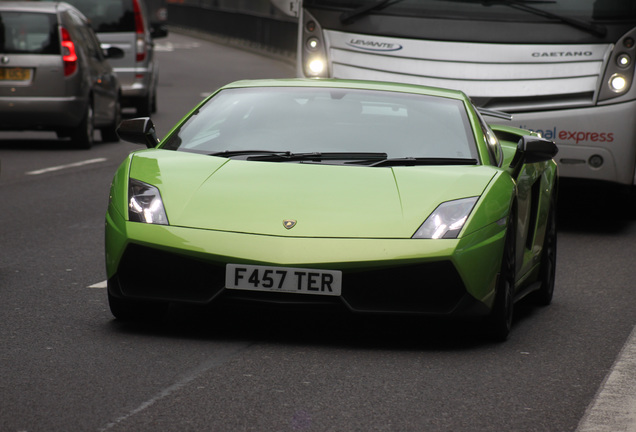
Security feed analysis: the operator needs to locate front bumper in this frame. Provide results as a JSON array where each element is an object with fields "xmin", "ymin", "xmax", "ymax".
[{"xmin": 106, "ymin": 207, "xmax": 506, "ymax": 317}]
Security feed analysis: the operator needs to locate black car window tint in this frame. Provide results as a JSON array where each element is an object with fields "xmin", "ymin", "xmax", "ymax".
[{"xmin": 0, "ymin": 11, "xmax": 60, "ymax": 54}]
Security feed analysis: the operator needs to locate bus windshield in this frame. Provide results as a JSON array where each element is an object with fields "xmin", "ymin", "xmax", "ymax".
[{"xmin": 304, "ymin": 0, "xmax": 636, "ymax": 22}]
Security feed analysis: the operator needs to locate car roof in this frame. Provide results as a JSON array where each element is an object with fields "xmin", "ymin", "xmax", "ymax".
[
  {"xmin": 0, "ymin": 1, "xmax": 72, "ymax": 13},
  {"xmin": 220, "ymin": 78, "xmax": 471, "ymax": 102}
]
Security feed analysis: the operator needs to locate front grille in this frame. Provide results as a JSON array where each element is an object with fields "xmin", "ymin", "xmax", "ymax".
[
  {"xmin": 115, "ymin": 245, "xmax": 468, "ymax": 315},
  {"xmin": 341, "ymin": 261, "xmax": 466, "ymax": 314},
  {"xmin": 117, "ymin": 244, "xmax": 225, "ymax": 303}
]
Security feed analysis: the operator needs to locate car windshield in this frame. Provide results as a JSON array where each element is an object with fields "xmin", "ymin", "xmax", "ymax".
[
  {"xmin": 0, "ymin": 12, "xmax": 60, "ymax": 54},
  {"xmin": 161, "ymin": 87, "xmax": 479, "ymax": 164},
  {"xmin": 61, "ymin": 0, "xmax": 135, "ymax": 33},
  {"xmin": 304, "ymin": 0, "xmax": 636, "ymax": 21}
]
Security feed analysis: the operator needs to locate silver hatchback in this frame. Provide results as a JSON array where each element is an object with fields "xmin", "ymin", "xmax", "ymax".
[
  {"xmin": 0, "ymin": 1, "xmax": 123, "ymax": 148},
  {"xmin": 58, "ymin": 0, "xmax": 167, "ymax": 116}
]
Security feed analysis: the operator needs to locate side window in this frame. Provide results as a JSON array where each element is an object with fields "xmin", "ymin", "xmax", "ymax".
[
  {"xmin": 67, "ymin": 11, "xmax": 98, "ymax": 59},
  {"xmin": 84, "ymin": 25, "xmax": 105, "ymax": 60}
]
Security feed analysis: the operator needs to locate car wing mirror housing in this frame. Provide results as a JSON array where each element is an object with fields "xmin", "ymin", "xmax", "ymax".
[
  {"xmin": 117, "ymin": 117, "xmax": 160, "ymax": 148},
  {"xmin": 151, "ymin": 23, "xmax": 169, "ymax": 39},
  {"xmin": 510, "ymin": 135, "xmax": 558, "ymax": 173}
]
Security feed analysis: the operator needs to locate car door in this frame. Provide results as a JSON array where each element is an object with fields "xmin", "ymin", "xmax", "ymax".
[{"xmin": 477, "ymin": 111, "xmax": 538, "ymax": 281}]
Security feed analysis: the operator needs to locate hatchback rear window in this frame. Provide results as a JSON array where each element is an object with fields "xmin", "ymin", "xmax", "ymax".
[
  {"xmin": 0, "ymin": 12, "xmax": 60, "ymax": 54},
  {"xmin": 62, "ymin": 0, "xmax": 135, "ymax": 33}
]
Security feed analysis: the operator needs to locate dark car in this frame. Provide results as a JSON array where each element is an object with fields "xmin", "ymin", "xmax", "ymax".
[{"xmin": 0, "ymin": 1, "xmax": 123, "ymax": 148}]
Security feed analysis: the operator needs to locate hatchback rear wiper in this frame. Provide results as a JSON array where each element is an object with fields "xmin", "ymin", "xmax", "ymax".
[
  {"xmin": 369, "ymin": 157, "xmax": 479, "ymax": 167},
  {"xmin": 443, "ymin": 0, "xmax": 606, "ymax": 38},
  {"xmin": 247, "ymin": 152, "xmax": 389, "ymax": 162},
  {"xmin": 340, "ymin": 0, "xmax": 406, "ymax": 24}
]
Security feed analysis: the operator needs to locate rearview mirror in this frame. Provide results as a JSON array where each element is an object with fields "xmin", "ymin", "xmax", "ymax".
[{"xmin": 117, "ymin": 118, "xmax": 160, "ymax": 148}]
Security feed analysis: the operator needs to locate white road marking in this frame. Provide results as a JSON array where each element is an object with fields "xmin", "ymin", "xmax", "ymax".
[
  {"xmin": 99, "ymin": 343, "xmax": 249, "ymax": 431},
  {"xmin": 88, "ymin": 280, "xmax": 107, "ymax": 289},
  {"xmin": 26, "ymin": 158, "xmax": 107, "ymax": 176},
  {"xmin": 576, "ymin": 325, "xmax": 636, "ymax": 432},
  {"xmin": 155, "ymin": 41, "xmax": 201, "ymax": 52}
]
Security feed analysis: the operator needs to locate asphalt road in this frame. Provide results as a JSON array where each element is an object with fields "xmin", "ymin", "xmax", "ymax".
[{"xmin": 1, "ymin": 31, "xmax": 635, "ymax": 432}]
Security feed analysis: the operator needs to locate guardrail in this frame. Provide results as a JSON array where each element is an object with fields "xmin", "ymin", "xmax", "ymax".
[{"xmin": 166, "ymin": 2, "xmax": 298, "ymax": 62}]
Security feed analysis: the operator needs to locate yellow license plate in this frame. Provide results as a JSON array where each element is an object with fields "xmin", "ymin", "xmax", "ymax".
[{"xmin": 0, "ymin": 67, "xmax": 32, "ymax": 81}]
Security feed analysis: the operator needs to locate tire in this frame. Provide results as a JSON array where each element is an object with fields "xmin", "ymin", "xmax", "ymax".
[
  {"xmin": 108, "ymin": 291, "xmax": 168, "ymax": 323},
  {"xmin": 485, "ymin": 217, "xmax": 517, "ymax": 341},
  {"xmin": 70, "ymin": 102, "xmax": 94, "ymax": 149},
  {"xmin": 100, "ymin": 97, "xmax": 121, "ymax": 143},
  {"xmin": 151, "ymin": 87, "xmax": 157, "ymax": 114},
  {"xmin": 55, "ymin": 130, "xmax": 70, "ymax": 139},
  {"xmin": 134, "ymin": 91, "xmax": 153, "ymax": 117},
  {"xmin": 534, "ymin": 199, "xmax": 557, "ymax": 306}
]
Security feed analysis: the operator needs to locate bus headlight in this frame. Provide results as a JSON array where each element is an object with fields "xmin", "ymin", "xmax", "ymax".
[
  {"xmin": 301, "ymin": 10, "xmax": 328, "ymax": 77},
  {"xmin": 306, "ymin": 37, "xmax": 320, "ymax": 51},
  {"xmin": 307, "ymin": 58, "xmax": 325, "ymax": 75},
  {"xmin": 617, "ymin": 53, "xmax": 631, "ymax": 68},
  {"xmin": 609, "ymin": 73, "xmax": 628, "ymax": 92},
  {"xmin": 599, "ymin": 30, "xmax": 636, "ymax": 101}
]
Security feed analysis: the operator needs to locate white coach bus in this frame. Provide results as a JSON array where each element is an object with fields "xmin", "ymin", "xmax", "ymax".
[{"xmin": 277, "ymin": 0, "xmax": 636, "ymax": 187}]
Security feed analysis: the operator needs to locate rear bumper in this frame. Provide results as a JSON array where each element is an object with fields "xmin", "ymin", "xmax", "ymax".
[
  {"xmin": 0, "ymin": 96, "xmax": 85, "ymax": 130},
  {"xmin": 114, "ymin": 67, "xmax": 153, "ymax": 102}
]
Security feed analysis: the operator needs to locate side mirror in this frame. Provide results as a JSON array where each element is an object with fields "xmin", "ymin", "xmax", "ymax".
[
  {"xmin": 117, "ymin": 117, "xmax": 160, "ymax": 148},
  {"xmin": 102, "ymin": 46, "xmax": 125, "ymax": 60},
  {"xmin": 520, "ymin": 135, "xmax": 559, "ymax": 163},
  {"xmin": 150, "ymin": 23, "xmax": 168, "ymax": 39},
  {"xmin": 510, "ymin": 135, "xmax": 558, "ymax": 174}
]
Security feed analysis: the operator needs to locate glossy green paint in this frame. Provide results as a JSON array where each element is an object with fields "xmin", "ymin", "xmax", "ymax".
[
  {"xmin": 106, "ymin": 78, "xmax": 558, "ymax": 310},
  {"xmin": 105, "ymin": 207, "xmax": 504, "ymax": 302},
  {"xmin": 128, "ymin": 149, "xmax": 499, "ymax": 238}
]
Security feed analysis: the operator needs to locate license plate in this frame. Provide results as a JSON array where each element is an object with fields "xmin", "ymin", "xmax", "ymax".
[
  {"xmin": 0, "ymin": 67, "xmax": 32, "ymax": 81},
  {"xmin": 225, "ymin": 264, "xmax": 342, "ymax": 296}
]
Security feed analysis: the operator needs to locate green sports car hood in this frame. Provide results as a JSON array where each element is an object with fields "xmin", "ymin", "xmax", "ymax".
[{"xmin": 129, "ymin": 150, "xmax": 498, "ymax": 239}]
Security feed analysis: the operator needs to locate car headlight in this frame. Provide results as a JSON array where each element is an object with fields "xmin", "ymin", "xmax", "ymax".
[
  {"xmin": 412, "ymin": 197, "xmax": 478, "ymax": 239},
  {"xmin": 128, "ymin": 178, "xmax": 168, "ymax": 225}
]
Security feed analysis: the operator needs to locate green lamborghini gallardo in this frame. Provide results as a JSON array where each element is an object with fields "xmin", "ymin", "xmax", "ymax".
[{"xmin": 106, "ymin": 78, "xmax": 558, "ymax": 340}]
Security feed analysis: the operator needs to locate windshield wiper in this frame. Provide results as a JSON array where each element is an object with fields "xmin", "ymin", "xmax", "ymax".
[
  {"xmin": 246, "ymin": 152, "xmax": 389, "ymax": 162},
  {"xmin": 340, "ymin": 0, "xmax": 406, "ymax": 24},
  {"xmin": 443, "ymin": 0, "xmax": 606, "ymax": 38},
  {"xmin": 209, "ymin": 150, "xmax": 287, "ymax": 157},
  {"xmin": 369, "ymin": 157, "xmax": 479, "ymax": 167}
]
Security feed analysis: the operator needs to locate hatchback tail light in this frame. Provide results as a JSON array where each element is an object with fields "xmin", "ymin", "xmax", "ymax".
[
  {"xmin": 133, "ymin": 0, "xmax": 146, "ymax": 62},
  {"xmin": 61, "ymin": 27, "xmax": 78, "ymax": 76}
]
